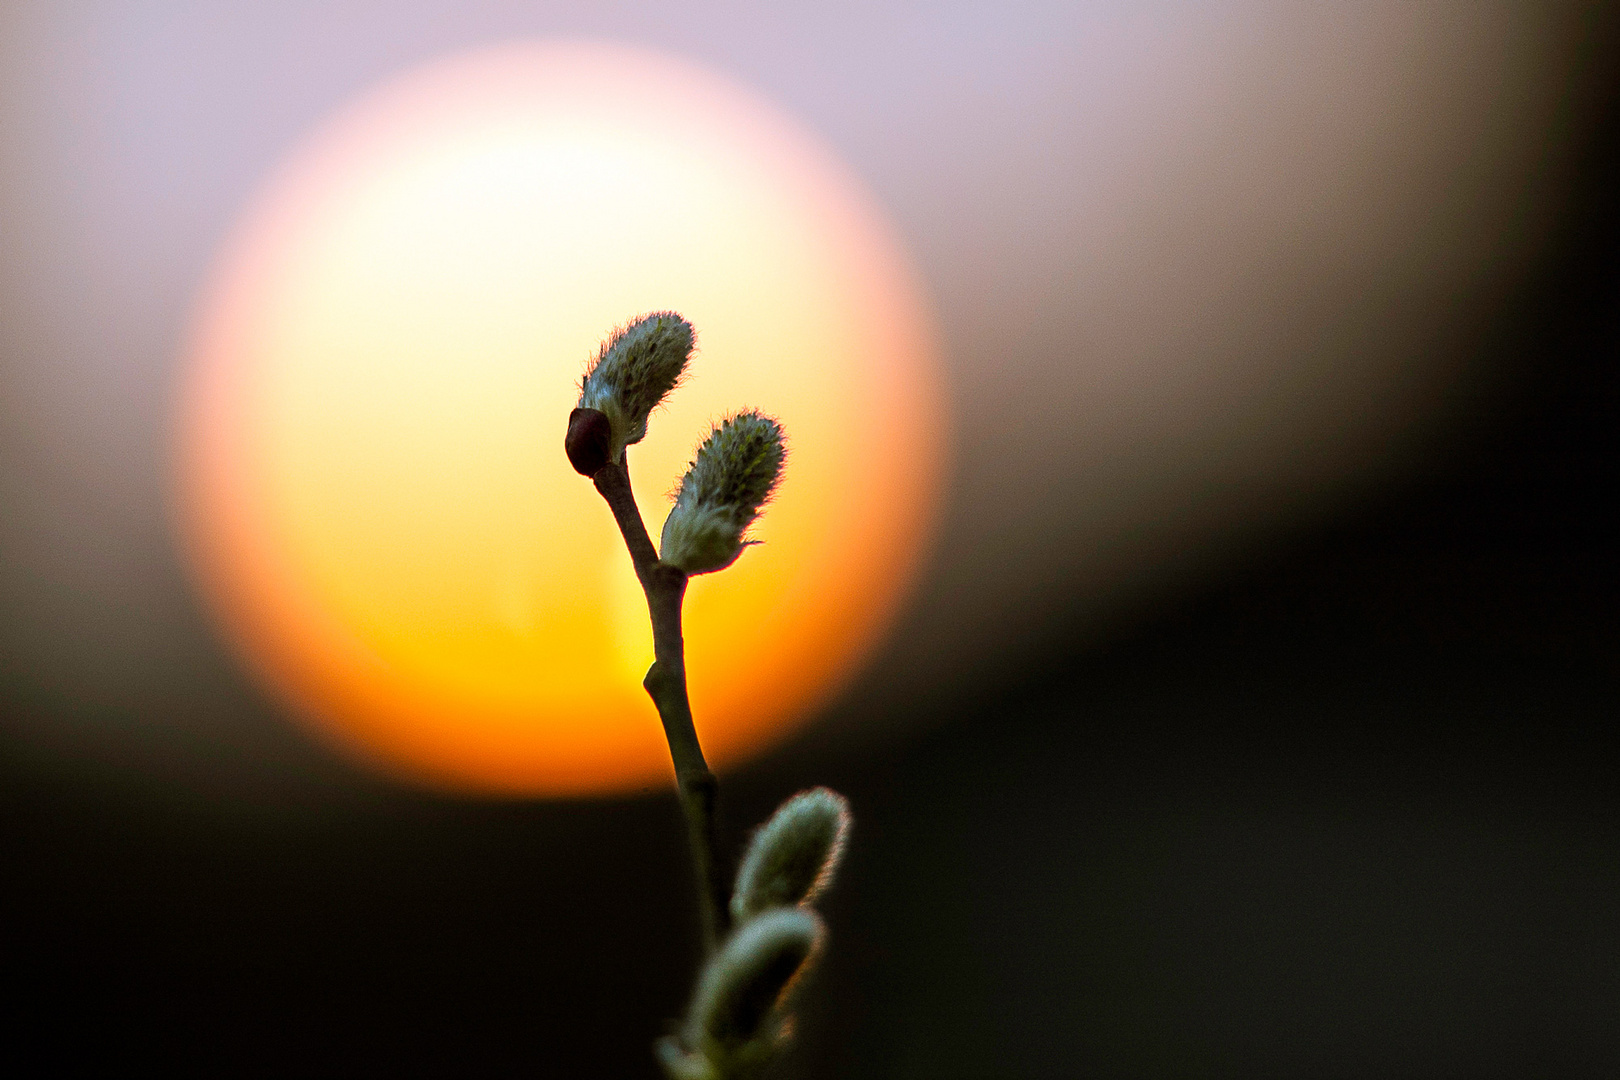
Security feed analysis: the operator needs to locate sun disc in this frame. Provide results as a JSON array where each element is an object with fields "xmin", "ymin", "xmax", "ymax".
[{"xmin": 173, "ymin": 40, "xmax": 946, "ymax": 796}]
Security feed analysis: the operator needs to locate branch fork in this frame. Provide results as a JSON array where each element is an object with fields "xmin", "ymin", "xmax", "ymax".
[{"xmin": 592, "ymin": 456, "xmax": 727, "ymax": 953}]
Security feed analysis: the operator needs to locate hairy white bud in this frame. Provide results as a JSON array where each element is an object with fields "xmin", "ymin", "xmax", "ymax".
[
  {"xmin": 659, "ymin": 411, "xmax": 785, "ymax": 575},
  {"xmin": 732, "ymin": 788, "xmax": 851, "ymax": 924},
  {"xmin": 576, "ymin": 311, "xmax": 694, "ymax": 463},
  {"xmin": 676, "ymin": 907, "xmax": 823, "ymax": 1074}
]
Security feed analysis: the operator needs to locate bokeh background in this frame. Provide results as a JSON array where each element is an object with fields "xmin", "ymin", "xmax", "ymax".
[{"xmin": 3, "ymin": 2, "xmax": 1618, "ymax": 1075}]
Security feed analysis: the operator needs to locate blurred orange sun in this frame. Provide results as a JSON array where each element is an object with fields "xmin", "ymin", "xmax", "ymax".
[{"xmin": 173, "ymin": 41, "xmax": 946, "ymax": 796}]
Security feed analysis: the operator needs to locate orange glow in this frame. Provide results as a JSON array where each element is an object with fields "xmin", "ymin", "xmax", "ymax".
[{"xmin": 173, "ymin": 41, "xmax": 945, "ymax": 796}]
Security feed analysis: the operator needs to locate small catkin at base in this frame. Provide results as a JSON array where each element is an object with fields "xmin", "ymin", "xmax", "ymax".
[
  {"xmin": 731, "ymin": 788, "xmax": 851, "ymax": 924},
  {"xmin": 658, "ymin": 908, "xmax": 824, "ymax": 1080}
]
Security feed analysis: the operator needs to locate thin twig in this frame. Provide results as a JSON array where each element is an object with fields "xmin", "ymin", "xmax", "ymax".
[{"xmin": 594, "ymin": 454, "xmax": 728, "ymax": 955}]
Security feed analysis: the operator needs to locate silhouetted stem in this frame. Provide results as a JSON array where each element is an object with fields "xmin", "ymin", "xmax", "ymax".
[{"xmin": 593, "ymin": 454, "xmax": 727, "ymax": 955}]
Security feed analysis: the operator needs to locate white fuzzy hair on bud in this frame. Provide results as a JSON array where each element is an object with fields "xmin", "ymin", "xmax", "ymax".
[
  {"xmin": 659, "ymin": 411, "xmax": 786, "ymax": 575},
  {"xmin": 577, "ymin": 311, "xmax": 694, "ymax": 462},
  {"xmin": 658, "ymin": 907, "xmax": 822, "ymax": 1079},
  {"xmin": 731, "ymin": 788, "xmax": 851, "ymax": 924}
]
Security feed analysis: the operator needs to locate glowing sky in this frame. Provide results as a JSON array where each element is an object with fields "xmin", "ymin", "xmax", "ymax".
[{"xmin": 174, "ymin": 41, "xmax": 946, "ymax": 795}]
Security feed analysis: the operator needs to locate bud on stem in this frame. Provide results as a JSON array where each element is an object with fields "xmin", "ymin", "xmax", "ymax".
[
  {"xmin": 732, "ymin": 788, "xmax": 851, "ymax": 924},
  {"xmin": 576, "ymin": 311, "xmax": 694, "ymax": 463},
  {"xmin": 660, "ymin": 411, "xmax": 786, "ymax": 575},
  {"xmin": 661, "ymin": 907, "xmax": 823, "ymax": 1079}
]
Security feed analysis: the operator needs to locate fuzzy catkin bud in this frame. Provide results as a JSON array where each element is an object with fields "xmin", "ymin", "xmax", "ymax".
[
  {"xmin": 682, "ymin": 908, "xmax": 823, "ymax": 1059},
  {"xmin": 731, "ymin": 788, "xmax": 851, "ymax": 924},
  {"xmin": 659, "ymin": 411, "xmax": 785, "ymax": 575},
  {"xmin": 576, "ymin": 311, "xmax": 694, "ymax": 462}
]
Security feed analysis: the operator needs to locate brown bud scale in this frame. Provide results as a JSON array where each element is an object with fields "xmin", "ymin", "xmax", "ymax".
[{"xmin": 565, "ymin": 407, "xmax": 612, "ymax": 476}]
